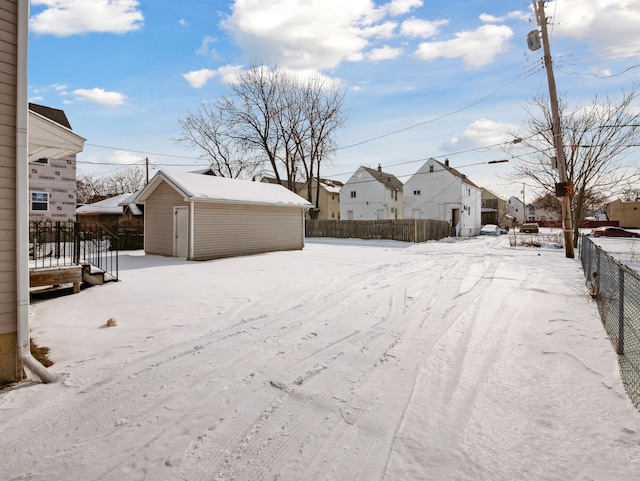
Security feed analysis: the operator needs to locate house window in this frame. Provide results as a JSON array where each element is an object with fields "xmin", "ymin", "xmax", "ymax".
[
  {"xmin": 31, "ymin": 192, "xmax": 49, "ymax": 211},
  {"xmin": 429, "ymin": 165, "xmax": 434, "ymax": 173},
  {"xmin": 350, "ymin": 191, "xmax": 356, "ymax": 198},
  {"xmin": 414, "ymin": 190, "xmax": 421, "ymax": 195}
]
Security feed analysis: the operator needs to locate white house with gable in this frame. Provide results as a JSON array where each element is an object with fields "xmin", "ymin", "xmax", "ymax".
[
  {"xmin": 403, "ymin": 158, "xmax": 481, "ymax": 237},
  {"xmin": 340, "ymin": 165, "xmax": 403, "ymax": 220}
]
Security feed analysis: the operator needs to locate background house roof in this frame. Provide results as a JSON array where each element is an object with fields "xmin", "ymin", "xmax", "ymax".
[
  {"xmin": 432, "ymin": 158, "xmax": 480, "ymax": 189},
  {"xmin": 361, "ymin": 166, "xmax": 403, "ymax": 190},
  {"xmin": 29, "ymin": 103, "xmax": 72, "ymax": 129},
  {"xmin": 137, "ymin": 170, "xmax": 312, "ymax": 208},
  {"xmin": 76, "ymin": 193, "xmax": 135, "ymax": 216},
  {"xmin": 28, "ymin": 103, "xmax": 85, "ymax": 161}
]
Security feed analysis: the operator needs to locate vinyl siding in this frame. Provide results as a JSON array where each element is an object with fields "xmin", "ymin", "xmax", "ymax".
[
  {"xmin": 143, "ymin": 181, "xmax": 189, "ymax": 256},
  {"xmin": 192, "ymin": 203, "xmax": 304, "ymax": 261},
  {"xmin": 0, "ymin": 0, "xmax": 17, "ymax": 337}
]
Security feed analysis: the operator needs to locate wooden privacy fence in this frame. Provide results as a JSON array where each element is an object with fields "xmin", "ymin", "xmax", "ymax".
[{"xmin": 305, "ymin": 219, "xmax": 450, "ymax": 243}]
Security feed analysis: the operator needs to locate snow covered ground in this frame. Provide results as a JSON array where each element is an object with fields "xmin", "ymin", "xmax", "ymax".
[{"xmin": 2, "ymin": 235, "xmax": 640, "ymax": 480}]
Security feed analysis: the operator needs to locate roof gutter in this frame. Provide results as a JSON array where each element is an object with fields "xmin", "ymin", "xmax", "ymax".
[
  {"xmin": 16, "ymin": 1, "xmax": 56, "ymax": 384},
  {"xmin": 186, "ymin": 197, "xmax": 312, "ymax": 210}
]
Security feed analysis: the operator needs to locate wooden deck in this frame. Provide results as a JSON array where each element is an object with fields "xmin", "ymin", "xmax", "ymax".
[{"xmin": 29, "ymin": 266, "xmax": 82, "ymax": 294}]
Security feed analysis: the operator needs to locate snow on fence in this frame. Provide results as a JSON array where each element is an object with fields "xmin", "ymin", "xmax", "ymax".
[
  {"xmin": 581, "ymin": 235, "xmax": 640, "ymax": 409},
  {"xmin": 305, "ymin": 219, "xmax": 450, "ymax": 243}
]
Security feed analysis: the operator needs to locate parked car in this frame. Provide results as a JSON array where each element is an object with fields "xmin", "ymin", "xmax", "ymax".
[
  {"xmin": 479, "ymin": 224, "xmax": 501, "ymax": 236},
  {"xmin": 520, "ymin": 223, "xmax": 539, "ymax": 233},
  {"xmin": 591, "ymin": 226, "xmax": 640, "ymax": 238}
]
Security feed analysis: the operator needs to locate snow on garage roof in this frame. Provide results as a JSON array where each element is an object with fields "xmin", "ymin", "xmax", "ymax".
[{"xmin": 136, "ymin": 170, "xmax": 312, "ymax": 208}]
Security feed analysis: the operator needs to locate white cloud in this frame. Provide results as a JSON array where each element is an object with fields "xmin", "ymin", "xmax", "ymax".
[
  {"xmin": 196, "ymin": 36, "xmax": 220, "ymax": 58},
  {"xmin": 30, "ymin": 0, "xmax": 144, "ymax": 36},
  {"xmin": 183, "ymin": 69, "xmax": 218, "ymax": 88},
  {"xmin": 183, "ymin": 65, "xmax": 245, "ymax": 88},
  {"xmin": 400, "ymin": 18, "xmax": 448, "ymax": 38},
  {"xmin": 547, "ymin": 0, "xmax": 640, "ymax": 49},
  {"xmin": 217, "ymin": 65, "xmax": 246, "ymax": 85},
  {"xmin": 368, "ymin": 45, "xmax": 403, "ymax": 61},
  {"xmin": 414, "ymin": 24, "xmax": 513, "ymax": 67},
  {"xmin": 109, "ymin": 150, "xmax": 143, "ymax": 165},
  {"xmin": 178, "ymin": 18, "xmax": 189, "ymax": 26},
  {"xmin": 442, "ymin": 119, "xmax": 519, "ymax": 151},
  {"xmin": 385, "ymin": 0, "xmax": 423, "ymax": 16},
  {"xmin": 32, "ymin": 83, "xmax": 68, "ymax": 94},
  {"xmin": 479, "ymin": 13, "xmax": 503, "ymax": 23},
  {"xmin": 222, "ymin": 0, "xmax": 426, "ymax": 71},
  {"xmin": 73, "ymin": 88, "xmax": 126, "ymax": 106}
]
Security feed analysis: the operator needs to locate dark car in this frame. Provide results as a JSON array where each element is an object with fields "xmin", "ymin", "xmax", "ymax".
[
  {"xmin": 520, "ymin": 223, "xmax": 539, "ymax": 234},
  {"xmin": 591, "ymin": 226, "xmax": 640, "ymax": 238}
]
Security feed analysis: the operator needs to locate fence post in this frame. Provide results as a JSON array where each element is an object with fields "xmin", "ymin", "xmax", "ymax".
[
  {"xmin": 618, "ymin": 266, "xmax": 624, "ymax": 355},
  {"xmin": 596, "ymin": 248, "xmax": 601, "ymax": 298},
  {"xmin": 73, "ymin": 222, "xmax": 80, "ymax": 265},
  {"xmin": 55, "ymin": 221, "xmax": 61, "ymax": 258}
]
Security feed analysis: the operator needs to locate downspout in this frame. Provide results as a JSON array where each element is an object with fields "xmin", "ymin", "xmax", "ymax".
[{"xmin": 16, "ymin": 0, "xmax": 56, "ymax": 383}]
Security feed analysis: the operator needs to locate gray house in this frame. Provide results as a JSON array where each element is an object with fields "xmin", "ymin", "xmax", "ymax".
[{"xmin": 135, "ymin": 170, "xmax": 311, "ymax": 260}]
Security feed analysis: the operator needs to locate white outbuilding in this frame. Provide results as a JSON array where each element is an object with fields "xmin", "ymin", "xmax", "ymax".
[{"xmin": 134, "ymin": 170, "xmax": 311, "ymax": 260}]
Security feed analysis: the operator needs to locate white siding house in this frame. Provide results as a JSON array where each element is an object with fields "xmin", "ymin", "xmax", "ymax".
[
  {"xmin": 507, "ymin": 196, "xmax": 526, "ymax": 225},
  {"xmin": 339, "ymin": 165, "xmax": 403, "ymax": 220},
  {"xmin": 403, "ymin": 158, "xmax": 481, "ymax": 237}
]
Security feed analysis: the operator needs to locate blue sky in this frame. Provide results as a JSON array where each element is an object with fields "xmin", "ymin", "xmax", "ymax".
[{"xmin": 28, "ymin": 0, "xmax": 640, "ymax": 200}]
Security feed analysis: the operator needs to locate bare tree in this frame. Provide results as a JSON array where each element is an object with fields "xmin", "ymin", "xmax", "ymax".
[
  {"xmin": 177, "ymin": 105, "xmax": 261, "ymax": 178},
  {"xmin": 177, "ymin": 63, "xmax": 346, "ymax": 208},
  {"xmin": 508, "ymin": 87, "xmax": 640, "ymax": 243},
  {"xmin": 77, "ymin": 166, "xmax": 145, "ymax": 203},
  {"xmin": 620, "ymin": 187, "xmax": 640, "ymax": 201},
  {"xmin": 104, "ymin": 166, "xmax": 145, "ymax": 195}
]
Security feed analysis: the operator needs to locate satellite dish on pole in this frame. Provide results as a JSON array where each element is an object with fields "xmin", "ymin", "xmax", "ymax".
[{"xmin": 527, "ymin": 29, "xmax": 541, "ymax": 51}]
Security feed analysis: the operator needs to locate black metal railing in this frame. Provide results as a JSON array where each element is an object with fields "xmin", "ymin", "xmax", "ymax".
[
  {"xmin": 77, "ymin": 223, "xmax": 119, "ymax": 282},
  {"xmin": 29, "ymin": 220, "xmax": 119, "ymax": 282}
]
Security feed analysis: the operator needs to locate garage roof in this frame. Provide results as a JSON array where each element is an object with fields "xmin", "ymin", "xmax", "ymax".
[{"xmin": 136, "ymin": 170, "xmax": 312, "ymax": 208}]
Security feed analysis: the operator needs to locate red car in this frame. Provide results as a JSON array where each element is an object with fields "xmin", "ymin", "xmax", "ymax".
[{"xmin": 591, "ymin": 226, "xmax": 640, "ymax": 238}]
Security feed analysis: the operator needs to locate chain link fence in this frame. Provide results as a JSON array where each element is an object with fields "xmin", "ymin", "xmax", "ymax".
[{"xmin": 581, "ymin": 235, "xmax": 640, "ymax": 409}]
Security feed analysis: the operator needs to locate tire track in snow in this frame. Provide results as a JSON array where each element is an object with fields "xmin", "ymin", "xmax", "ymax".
[{"xmin": 189, "ymin": 255, "xmax": 477, "ymax": 480}]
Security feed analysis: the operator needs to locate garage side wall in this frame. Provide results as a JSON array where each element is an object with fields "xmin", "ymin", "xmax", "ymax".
[
  {"xmin": 144, "ymin": 182, "xmax": 189, "ymax": 256},
  {"xmin": 192, "ymin": 203, "xmax": 304, "ymax": 260}
]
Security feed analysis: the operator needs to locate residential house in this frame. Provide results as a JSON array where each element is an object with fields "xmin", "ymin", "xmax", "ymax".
[
  {"xmin": 76, "ymin": 192, "xmax": 143, "ymax": 225},
  {"xmin": 507, "ymin": 196, "xmax": 526, "ymax": 225},
  {"xmin": 28, "ymin": 103, "xmax": 85, "ymax": 223},
  {"xmin": 134, "ymin": 170, "xmax": 311, "ymax": 260},
  {"xmin": 1, "ymin": 2, "xmax": 56, "ymax": 384},
  {"xmin": 480, "ymin": 188, "xmax": 507, "ymax": 228},
  {"xmin": 262, "ymin": 176, "xmax": 343, "ymax": 220},
  {"xmin": 531, "ymin": 198, "xmax": 561, "ymax": 226},
  {"xmin": 340, "ymin": 165, "xmax": 403, "ymax": 220},
  {"xmin": 299, "ymin": 178, "xmax": 343, "ymax": 220},
  {"xmin": 606, "ymin": 199, "xmax": 640, "ymax": 228},
  {"xmin": 403, "ymin": 158, "xmax": 481, "ymax": 237}
]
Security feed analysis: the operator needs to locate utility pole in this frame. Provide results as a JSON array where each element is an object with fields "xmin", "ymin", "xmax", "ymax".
[
  {"xmin": 145, "ymin": 157, "xmax": 149, "ymax": 185},
  {"xmin": 532, "ymin": 0, "xmax": 574, "ymax": 258}
]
